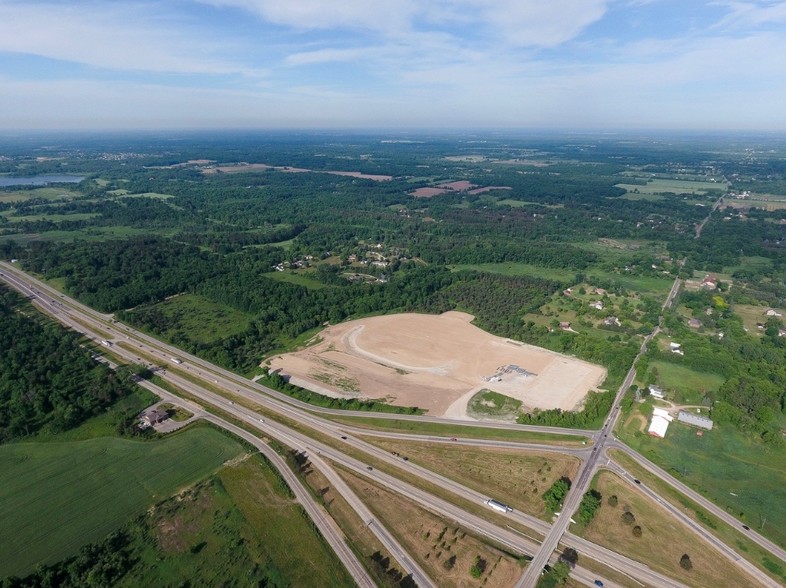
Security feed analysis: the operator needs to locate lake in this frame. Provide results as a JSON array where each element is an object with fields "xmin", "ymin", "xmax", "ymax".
[{"xmin": 0, "ymin": 175, "xmax": 85, "ymax": 187}]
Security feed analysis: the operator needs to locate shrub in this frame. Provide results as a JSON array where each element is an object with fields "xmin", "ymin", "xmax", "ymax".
[
  {"xmin": 680, "ymin": 554, "xmax": 693, "ymax": 570},
  {"xmin": 632, "ymin": 525, "xmax": 642, "ymax": 538},
  {"xmin": 622, "ymin": 511, "xmax": 636, "ymax": 525},
  {"xmin": 607, "ymin": 494, "xmax": 618, "ymax": 507}
]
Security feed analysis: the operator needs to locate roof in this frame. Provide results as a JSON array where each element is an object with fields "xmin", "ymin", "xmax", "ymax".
[{"xmin": 648, "ymin": 413, "xmax": 671, "ymax": 438}]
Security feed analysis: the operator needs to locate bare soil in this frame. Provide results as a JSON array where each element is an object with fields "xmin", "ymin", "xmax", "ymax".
[{"xmin": 268, "ymin": 311, "xmax": 606, "ymax": 417}]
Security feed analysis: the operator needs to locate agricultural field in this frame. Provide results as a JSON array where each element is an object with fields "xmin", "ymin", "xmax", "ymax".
[
  {"xmin": 0, "ymin": 425, "xmax": 245, "ymax": 577},
  {"xmin": 0, "ymin": 187, "xmax": 79, "ymax": 203},
  {"xmin": 615, "ymin": 177, "xmax": 727, "ymax": 196},
  {"xmin": 360, "ymin": 437, "xmax": 579, "ymax": 519},
  {"xmin": 264, "ymin": 269, "xmax": 327, "ymax": 290},
  {"xmin": 579, "ymin": 472, "xmax": 756, "ymax": 588}
]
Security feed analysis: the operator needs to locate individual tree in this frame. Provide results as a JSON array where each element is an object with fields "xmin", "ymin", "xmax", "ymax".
[{"xmin": 679, "ymin": 554, "xmax": 693, "ymax": 570}]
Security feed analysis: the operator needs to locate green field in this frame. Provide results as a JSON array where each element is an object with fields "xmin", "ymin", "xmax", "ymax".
[
  {"xmin": 449, "ymin": 262, "xmax": 576, "ymax": 282},
  {"xmin": 467, "ymin": 389, "xmax": 522, "ymax": 418},
  {"xmin": 646, "ymin": 360, "xmax": 725, "ymax": 403},
  {"xmin": 615, "ymin": 177, "xmax": 726, "ymax": 196},
  {"xmin": 1, "ymin": 212, "xmax": 100, "ymax": 223},
  {"xmin": 138, "ymin": 293, "xmax": 253, "ymax": 344},
  {"xmin": 620, "ymin": 422, "xmax": 786, "ymax": 549},
  {"xmin": 0, "ymin": 187, "xmax": 78, "ymax": 203},
  {"xmin": 264, "ymin": 269, "xmax": 326, "ymax": 289},
  {"xmin": 0, "ymin": 426, "xmax": 244, "ymax": 576},
  {"xmin": 118, "ymin": 454, "xmax": 353, "ymax": 587}
]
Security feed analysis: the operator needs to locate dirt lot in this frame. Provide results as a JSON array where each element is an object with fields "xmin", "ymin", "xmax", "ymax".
[{"xmin": 267, "ymin": 311, "xmax": 606, "ymax": 417}]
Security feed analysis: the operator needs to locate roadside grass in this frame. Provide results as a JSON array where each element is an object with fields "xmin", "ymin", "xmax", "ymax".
[
  {"xmin": 300, "ymin": 464, "xmax": 408, "ymax": 586},
  {"xmin": 337, "ymin": 466, "xmax": 528, "ymax": 588},
  {"xmin": 358, "ymin": 437, "xmax": 578, "ymax": 520},
  {"xmin": 134, "ymin": 293, "xmax": 253, "ymax": 345},
  {"xmin": 617, "ymin": 420, "xmax": 786, "ymax": 550},
  {"xmin": 468, "ymin": 389, "xmax": 522, "ymax": 419},
  {"xmin": 264, "ymin": 269, "xmax": 327, "ymax": 290},
  {"xmin": 323, "ymin": 414, "xmax": 590, "ymax": 446},
  {"xmin": 645, "ymin": 360, "xmax": 724, "ymax": 403},
  {"xmin": 609, "ymin": 450, "xmax": 786, "ymax": 586},
  {"xmin": 0, "ymin": 425, "xmax": 245, "ymax": 577},
  {"xmin": 158, "ymin": 402, "xmax": 194, "ymax": 421},
  {"xmin": 578, "ymin": 471, "xmax": 755, "ymax": 588}
]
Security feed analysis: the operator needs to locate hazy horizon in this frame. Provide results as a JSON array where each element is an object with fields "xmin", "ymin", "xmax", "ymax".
[{"xmin": 2, "ymin": 1, "xmax": 786, "ymax": 131}]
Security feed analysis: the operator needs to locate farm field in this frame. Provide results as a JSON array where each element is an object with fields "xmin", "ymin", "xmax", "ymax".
[
  {"xmin": 579, "ymin": 471, "xmax": 756, "ymax": 588},
  {"xmin": 264, "ymin": 269, "xmax": 326, "ymax": 290},
  {"xmin": 0, "ymin": 426, "xmax": 244, "ymax": 577},
  {"xmin": 615, "ymin": 177, "xmax": 726, "ymax": 196},
  {"xmin": 619, "ymin": 421, "xmax": 786, "ymax": 549},
  {"xmin": 119, "ymin": 454, "xmax": 354, "ymax": 587},
  {"xmin": 361, "ymin": 437, "xmax": 579, "ymax": 519},
  {"xmin": 268, "ymin": 311, "xmax": 606, "ymax": 416},
  {"xmin": 0, "ymin": 187, "xmax": 78, "ymax": 203},
  {"xmin": 450, "ymin": 262, "xmax": 576, "ymax": 282},
  {"xmin": 734, "ymin": 303, "xmax": 780, "ymax": 335}
]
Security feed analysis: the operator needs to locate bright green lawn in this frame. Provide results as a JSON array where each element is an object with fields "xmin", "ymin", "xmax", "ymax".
[
  {"xmin": 0, "ymin": 426, "xmax": 244, "ymax": 577},
  {"xmin": 0, "ymin": 188, "xmax": 78, "ymax": 203},
  {"xmin": 647, "ymin": 360, "xmax": 725, "ymax": 403},
  {"xmin": 264, "ymin": 269, "xmax": 326, "ymax": 290}
]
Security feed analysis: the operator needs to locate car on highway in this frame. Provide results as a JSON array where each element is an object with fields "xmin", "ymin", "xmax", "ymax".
[
  {"xmin": 366, "ymin": 466, "xmax": 373, "ymax": 471},
  {"xmin": 340, "ymin": 435, "xmax": 347, "ymax": 440},
  {"xmin": 450, "ymin": 437, "xmax": 457, "ymax": 441},
  {"xmin": 634, "ymin": 479, "xmax": 641, "ymax": 484},
  {"xmin": 594, "ymin": 581, "xmax": 604, "ymax": 587},
  {"xmin": 742, "ymin": 524, "xmax": 750, "ymax": 530}
]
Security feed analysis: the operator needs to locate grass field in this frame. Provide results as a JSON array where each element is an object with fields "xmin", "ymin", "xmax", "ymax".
[
  {"xmin": 264, "ymin": 269, "xmax": 327, "ymax": 290},
  {"xmin": 618, "ymin": 421, "xmax": 786, "ymax": 549},
  {"xmin": 120, "ymin": 453, "xmax": 352, "ymax": 587},
  {"xmin": 1, "ymin": 212, "xmax": 100, "ymax": 223},
  {"xmin": 325, "ymin": 415, "xmax": 589, "ymax": 445},
  {"xmin": 615, "ymin": 177, "xmax": 726, "ymax": 196},
  {"xmin": 734, "ymin": 303, "xmax": 774, "ymax": 335},
  {"xmin": 580, "ymin": 472, "xmax": 755, "ymax": 588},
  {"xmin": 645, "ymin": 360, "xmax": 725, "ymax": 403},
  {"xmin": 449, "ymin": 262, "xmax": 576, "ymax": 282},
  {"xmin": 0, "ymin": 187, "xmax": 78, "ymax": 203},
  {"xmin": 140, "ymin": 293, "xmax": 253, "ymax": 344},
  {"xmin": 0, "ymin": 425, "xmax": 244, "ymax": 577},
  {"xmin": 360, "ymin": 438, "xmax": 578, "ymax": 519},
  {"xmin": 468, "ymin": 389, "xmax": 522, "ymax": 419}
]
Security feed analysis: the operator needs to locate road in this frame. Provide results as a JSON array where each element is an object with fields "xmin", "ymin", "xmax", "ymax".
[{"xmin": 2, "ymin": 261, "xmax": 783, "ymax": 588}]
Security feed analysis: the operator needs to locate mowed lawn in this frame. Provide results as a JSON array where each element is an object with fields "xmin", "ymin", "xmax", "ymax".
[
  {"xmin": 0, "ymin": 427, "xmax": 244, "ymax": 577},
  {"xmin": 646, "ymin": 360, "xmax": 725, "ymax": 403}
]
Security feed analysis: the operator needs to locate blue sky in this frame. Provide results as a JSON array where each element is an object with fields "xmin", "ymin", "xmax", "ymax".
[{"xmin": 1, "ymin": 0, "xmax": 785, "ymax": 130}]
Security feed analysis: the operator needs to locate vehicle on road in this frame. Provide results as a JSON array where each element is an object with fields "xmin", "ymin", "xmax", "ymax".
[
  {"xmin": 450, "ymin": 437, "xmax": 457, "ymax": 441},
  {"xmin": 485, "ymin": 499, "xmax": 513, "ymax": 513},
  {"xmin": 366, "ymin": 466, "xmax": 373, "ymax": 471},
  {"xmin": 171, "ymin": 357, "xmax": 183, "ymax": 364},
  {"xmin": 340, "ymin": 435, "xmax": 347, "ymax": 440},
  {"xmin": 594, "ymin": 581, "xmax": 604, "ymax": 587},
  {"xmin": 742, "ymin": 524, "xmax": 750, "ymax": 530},
  {"xmin": 634, "ymin": 479, "xmax": 641, "ymax": 484}
]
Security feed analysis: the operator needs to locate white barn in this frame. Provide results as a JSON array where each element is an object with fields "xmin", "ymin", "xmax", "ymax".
[{"xmin": 648, "ymin": 407, "xmax": 673, "ymax": 438}]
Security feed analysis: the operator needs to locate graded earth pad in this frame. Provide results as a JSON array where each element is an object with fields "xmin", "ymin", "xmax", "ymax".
[{"xmin": 267, "ymin": 311, "xmax": 606, "ymax": 417}]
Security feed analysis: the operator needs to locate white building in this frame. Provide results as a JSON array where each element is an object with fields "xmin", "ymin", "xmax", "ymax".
[
  {"xmin": 648, "ymin": 408, "xmax": 673, "ymax": 438},
  {"xmin": 648, "ymin": 385, "xmax": 665, "ymax": 400},
  {"xmin": 677, "ymin": 411, "xmax": 714, "ymax": 430}
]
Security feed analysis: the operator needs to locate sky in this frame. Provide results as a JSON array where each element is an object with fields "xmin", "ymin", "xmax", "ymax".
[{"xmin": 1, "ymin": 0, "xmax": 785, "ymax": 131}]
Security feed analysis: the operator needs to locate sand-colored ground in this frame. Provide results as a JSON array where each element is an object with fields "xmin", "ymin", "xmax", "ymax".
[{"xmin": 267, "ymin": 311, "xmax": 606, "ymax": 417}]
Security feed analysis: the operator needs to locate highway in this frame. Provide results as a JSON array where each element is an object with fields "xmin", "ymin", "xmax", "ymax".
[{"xmin": 2, "ymin": 261, "xmax": 784, "ymax": 588}]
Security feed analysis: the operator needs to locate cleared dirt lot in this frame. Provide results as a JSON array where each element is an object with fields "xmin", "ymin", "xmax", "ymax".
[{"xmin": 267, "ymin": 312, "xmax": 606, "ymax": 417}]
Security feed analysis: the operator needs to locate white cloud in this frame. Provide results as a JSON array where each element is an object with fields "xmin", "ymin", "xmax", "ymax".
[{"xmin": 0, "ymin": 1, "xmax": 259, "ymax": 75}]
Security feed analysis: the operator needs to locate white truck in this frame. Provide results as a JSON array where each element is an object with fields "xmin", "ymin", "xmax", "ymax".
[
  {"xmin": 171, "ymin": 357, "xmax": 183, "ymax": 365},
  {"xmin": 485, "ymin": 499, "xmax": 513, "ymax": 513}
]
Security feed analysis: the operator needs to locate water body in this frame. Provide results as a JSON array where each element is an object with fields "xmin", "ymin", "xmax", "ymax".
[{"xmin": 0, "ymin": 175, "xmax": 84, "ymax": 187}]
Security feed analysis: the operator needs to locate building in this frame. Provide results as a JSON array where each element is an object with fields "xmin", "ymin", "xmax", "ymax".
[
  {"xmin": 589, "ymin": 300, "xmax": 604, "ymax": 310},
  {"xmin": 688, "ymin": 318, "xmax": 703, "ymax": 329},
  {"xmin": 648, "ymin": 408, "xmax": 673, "ymax": 438},
  {"xmin": 141, "ymin": 408, "xmax": 168, "ymax": 427},
  {"xmin": 603, "ymin": 316, "xmax": 621, "ymax": 327},
  {"xmin": 677, "ymin": 411, "xmax": 713, "ymax": 430},
  {"xmin": 648, "ymin": 385, "xmax": 665, "ymax": 400}
]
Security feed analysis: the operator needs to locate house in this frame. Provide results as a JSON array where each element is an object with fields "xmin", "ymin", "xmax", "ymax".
[
  {"xmin": 701, "ymin": 275, "xmax": 717, "ymax": 290},
  {"xmin": 779, "ymin": 328, "xmax": 786, "ymax": 337},
  {"xmin": 677, "ymin": 411, "xmax": 713, "ymax": 431},
  {"xmin": 559, "ymin": 321, "xmax": 572, "ymax": 330},
  {"xmin": 766, "ymin": 309, "xmax": 782, "ymax": 317},
  {"xmin": 589, "ymin": 300, "xmax": 604, "ymax": 310},
  {"xmin": 603, "ymin": 316, "xmax": 621, "ymax": 327},
  {"xmin": 688, "ymin": 318, "xmax": 702, "ymax": 329},
  {"xmin": 669, "ymin": 342, "xmax": 681, "ymax": 350},
  {"xmin": 648, "ymin": 386, "xmax": 665, "ymax": 400},
  {"xmin": 562, "ymin": 288, "xmax": 573, "ymax": 297},
  {"xmin": 648, "ymin": 408, "xmax": 673, "ymax": 438},
  {"xmin": 141, "ymin": 408, "xmax": 168, "ymax": 427},
  {"xmin": 594, "ymin": 288, "xmax": 607, "ymax": 296}
]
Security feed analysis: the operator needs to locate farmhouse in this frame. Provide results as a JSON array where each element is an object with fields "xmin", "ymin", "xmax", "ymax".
[
  {"xmin": 688, "ymin": 318, "xmax": 702, "ymax": 329},
  {"xmin": 603, "ymin": 316, "xmax": 621, "ymax": 327},
  {"xmin": 589, "ymin": 300, "xmax": 604, "ymax": 310},
  {"xmin": 648, "ymin": 385, "xmax": 665, "ymax": 400},
  {"xmin": 677, "ymin": 410, "xmax": 713, "ymax": 430},
  {"xmin": 702, "ymin": 275, "xmax": 717, "ymax": 290},
  {"xmin": 648, "ymin": 407, "xmax": 673, "ymax": 438}
]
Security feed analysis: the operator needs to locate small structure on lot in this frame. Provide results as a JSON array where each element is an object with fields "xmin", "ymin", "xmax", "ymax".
[
  {"xmin": 702, "ymin": 275, "xmax": 717, "ymax": 290},
  {"xmin": 677, "ymin": 410, "xmax": 713, "ymax": 430},
  {"xmin": 648, "ymin": 407, "xmax": 673, "ymax": 438},
  {"xmin": 603, "ymin": 316, "xmax": 621, "ymax": 327},
  {"xmin": 648, "ymin": 385, "xmax": 665, "ymax": 400},
  {"xmin": 559, "ymin": 321, "xmax": 572, "ymax": 330},
  {"xmin": 589, "ymin": 300, "xmax": 604, "ymax": 310},
  {"xmin": 688, "ymin": 318, "xmax": 702, "ymax": 329},
  {"xmin": 766, "ymin": 309, "xmax": 782, "ymax": 317}
]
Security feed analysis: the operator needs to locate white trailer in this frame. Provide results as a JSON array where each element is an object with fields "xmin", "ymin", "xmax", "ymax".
[
  {"xmin": 171, "ymin": 357, "xmax": 183, "ymax": 365},
  {"xmin": 486, "ymin": 499, "xmax": 512, "ymax": 513}
]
